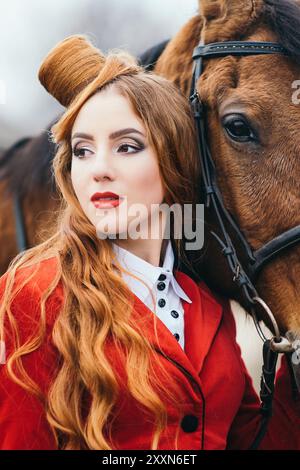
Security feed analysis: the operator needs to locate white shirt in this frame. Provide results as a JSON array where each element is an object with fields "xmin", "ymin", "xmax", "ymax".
[{"xmin": 112, "ymin": 241, "xmax": 192, "ymax": 350}]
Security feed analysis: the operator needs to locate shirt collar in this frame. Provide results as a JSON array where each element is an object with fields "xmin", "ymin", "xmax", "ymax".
[{"xmin": 111, "ymin": 240, "xmax": 192, "ymax": 304}]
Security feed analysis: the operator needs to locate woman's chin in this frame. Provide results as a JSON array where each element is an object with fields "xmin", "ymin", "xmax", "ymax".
[{"xmin": 95, "ymin": 223, "xmax": 129, "ymax": 240}]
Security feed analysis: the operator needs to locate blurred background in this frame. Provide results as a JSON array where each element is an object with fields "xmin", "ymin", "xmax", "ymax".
[
  {"xmin": 0, "ymin": 0, "xmax": 274, "ymax": 392},
  {"xmin": 0, "ymin": 0, "xmax": 197, "ymax": 147}
]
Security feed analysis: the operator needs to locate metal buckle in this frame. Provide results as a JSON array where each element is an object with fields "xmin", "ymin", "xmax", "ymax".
[{"xmin": 251, "ymin": 296, "xmax": 295, "ymax": 352}]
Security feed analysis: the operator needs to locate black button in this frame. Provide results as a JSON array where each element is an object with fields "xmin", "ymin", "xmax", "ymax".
[
  {"xmin": 158, "ymin": 298, "xmax": 166, "ymax": 308},
  {"xmin": 157, "ymin": 282, "xmax": 166, "ymax": 291},
  {"xmin": 181, "ymin": 415, "xmax": 198, "ymax": 433},
  {"xmin": 158, "ymin": 274, "xmax": 166, "ymax": 281},
  {"xmin": 171, "ymin": 310, "xmax": 179, "ymax": 319},
  {"xmin": 174, "ymin": 333, "xmax": 180, "ymax": 341}
]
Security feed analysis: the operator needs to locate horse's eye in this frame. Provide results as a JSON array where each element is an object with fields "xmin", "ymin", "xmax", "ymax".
[{"xmin": 222, "ymin": 114, "xmax": 257, "ymax": 143}]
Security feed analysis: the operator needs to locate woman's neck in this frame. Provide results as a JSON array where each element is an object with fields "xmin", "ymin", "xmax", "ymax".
[
  {"xmin": 112, "ymin": 206, "xmax": 170, "ymax": 266},
  {"xmin": 113, "ymin": 237, "xmax": 169, "ymax": 267}
]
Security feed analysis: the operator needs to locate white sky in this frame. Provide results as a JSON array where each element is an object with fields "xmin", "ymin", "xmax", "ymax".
[{"xmin": 0, "ymin": 0, "xmax": 198, "ymax": 145}]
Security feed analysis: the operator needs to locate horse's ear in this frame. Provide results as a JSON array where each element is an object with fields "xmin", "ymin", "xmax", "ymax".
[
  {"xmin": 198, "ymin": 0, "xmax": 223, "ymax": 21},
  {"xmin": 199, "ymin": 0, "xmax": 265, "ymax": 41},
  {"xmin": 38, "ymin": 35, "xmax": 106, "ymax": 107}
]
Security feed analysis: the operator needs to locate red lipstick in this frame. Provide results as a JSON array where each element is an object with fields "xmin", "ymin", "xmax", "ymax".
[{"xmin": 90, "ymin": 191, "xmax": 123, "ymax": 209}]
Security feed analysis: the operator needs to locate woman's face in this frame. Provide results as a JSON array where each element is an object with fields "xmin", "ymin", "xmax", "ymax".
[{"xmin": 70, "ymin": 86, "xmax": 165, "ymax": 240}]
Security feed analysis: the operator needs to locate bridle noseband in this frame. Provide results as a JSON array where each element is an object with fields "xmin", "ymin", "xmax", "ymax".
[{"xmin": 190, "ymin": 40, "xmax": 300, "ymax": 449}]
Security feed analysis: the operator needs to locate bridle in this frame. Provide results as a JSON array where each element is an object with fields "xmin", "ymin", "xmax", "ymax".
[{"xmin": 190, "ymin": 40, "xmax": 300, "ymax": 449}]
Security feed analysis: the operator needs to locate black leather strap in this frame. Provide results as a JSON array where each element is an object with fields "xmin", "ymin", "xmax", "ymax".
[
  {"xmin": 13, "ymin": 193, "xmax": 28, "ymax": 252},
  {"xmin": 250, "ymin": 226, "xmax": 300, "ymax": 279},
  {"xmin": 249, "ymin": 340, "xmax": 278, "ymax": 450},
  {"xmin": 193, "ymin": 41, "xmax": 288, "ymax": 59}
]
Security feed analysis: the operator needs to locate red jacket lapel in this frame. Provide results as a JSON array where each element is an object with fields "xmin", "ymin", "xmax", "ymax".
[
  {"xmin": 175, "ymin": 271, "xmax": 224, "ymax": 375},
  {"xmin": 130, "ymin": 270, "xmax": 224, "ymax": 380}
]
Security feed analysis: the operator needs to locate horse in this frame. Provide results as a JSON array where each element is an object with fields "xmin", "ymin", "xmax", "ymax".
[
  {"xmin": 1, "ymin": 0, "xmax": 300, "ymax": 342},
  {"xmin": 0, "ymin": 126, "xmax": 60, "ymax": 274},
  {"xmin": 154, "ymin": 0, "xmax": 300, "ymax": 341}
]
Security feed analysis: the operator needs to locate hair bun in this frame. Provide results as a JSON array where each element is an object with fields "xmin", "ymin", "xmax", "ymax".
[{"xmin": 38, "ymin": 35, "xmax": 105, "ymax": 107}]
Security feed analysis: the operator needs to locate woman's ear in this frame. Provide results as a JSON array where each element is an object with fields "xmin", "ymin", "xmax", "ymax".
[{"xmin": 38, "ymin": 35, "xmax": 106, "ymax": 107}]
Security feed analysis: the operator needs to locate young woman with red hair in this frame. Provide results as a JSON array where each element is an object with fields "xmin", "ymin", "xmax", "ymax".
[{"xmin": 0, "ymin": 35, "xmax": 298, "ymax": 451}]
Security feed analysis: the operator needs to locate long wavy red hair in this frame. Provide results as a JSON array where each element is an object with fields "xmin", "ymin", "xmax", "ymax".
[{"xmin": 0, "ymin": 35, "xmax": 200, "ymax": 449}]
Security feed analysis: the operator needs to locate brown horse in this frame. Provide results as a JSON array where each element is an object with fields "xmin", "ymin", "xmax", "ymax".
[
  {"xmin": 1, "ymin": 0, "xmax": 300, "ymax": 340},
  {"xmin": 155, "ymin": 0, "xmax": 300, "ymax": 336},
  {"xmin": 0, "ymin": 127, "xmax": 60, "ymax": 274}
]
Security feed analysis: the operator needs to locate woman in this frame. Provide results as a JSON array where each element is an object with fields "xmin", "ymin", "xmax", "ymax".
[{"xmin": 0, "ymin": 35, "xmax": 298, "ymax": 451}]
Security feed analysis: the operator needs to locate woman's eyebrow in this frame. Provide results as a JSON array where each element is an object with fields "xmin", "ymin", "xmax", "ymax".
[
  {"xmin": 71, "ymin": 132, "xmax": 93, "ymax": 141},
  {"xmin": 71, "ymin": 128, "xmax": 145, "ymax": 141},
  {"xmin": 109, "ymin": 128, "xmax": 145, "ymax": 139}
]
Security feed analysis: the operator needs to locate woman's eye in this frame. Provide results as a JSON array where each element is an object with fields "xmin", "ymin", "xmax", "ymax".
[
  {"xmin": 72, "ymin": 147, "xmax": 93, "ymax": 158},
  {"xmin": 222, "ymin": 115, "xmax": 258, "ymax": 143},
  {"xmin": 117, "ymin": 143, "xmax": 143, "ymax": 154}
]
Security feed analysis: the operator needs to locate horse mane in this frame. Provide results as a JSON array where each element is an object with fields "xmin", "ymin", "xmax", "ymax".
[
  {"xmin": 264, "ymin": 0, "xmax": 300, "ymax": 63},
  {"xmin": 0, "ymin": 119, "xmax": 58, "ymax": 197},
  {"xmin": 138, "ymin": 39, "xmax": 170, "ymax": 71}
]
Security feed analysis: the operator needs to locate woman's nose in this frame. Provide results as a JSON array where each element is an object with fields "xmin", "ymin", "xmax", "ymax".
[{"xmin": 91, "ymin": 150, "xmax": 115, "ymax": 182}]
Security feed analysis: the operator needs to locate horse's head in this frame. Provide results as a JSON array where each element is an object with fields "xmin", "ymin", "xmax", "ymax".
[{"xmin": 157, "ymin": 0, "xmax": 300, "ymax": 334}]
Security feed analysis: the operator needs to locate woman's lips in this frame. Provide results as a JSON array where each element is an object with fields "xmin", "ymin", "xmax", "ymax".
[{"xmin": 92, "ymin": 198, "xmax": 123, "ymax": 209}]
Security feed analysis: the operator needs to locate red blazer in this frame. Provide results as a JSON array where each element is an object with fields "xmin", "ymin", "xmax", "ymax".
[{"xmin": 0, "ymin": 257, "xmax": 299, "ymax": 450}]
